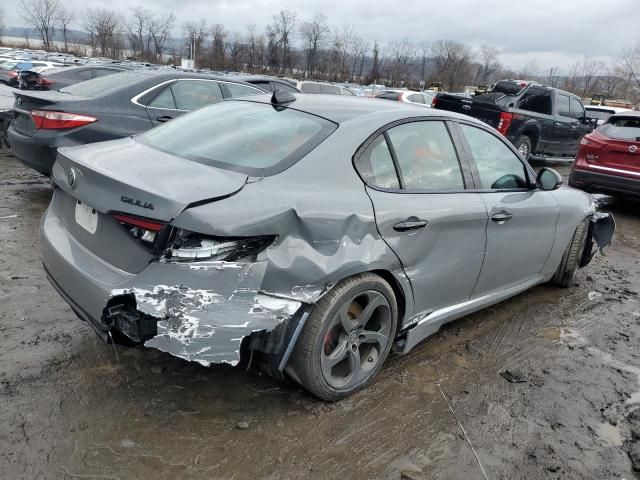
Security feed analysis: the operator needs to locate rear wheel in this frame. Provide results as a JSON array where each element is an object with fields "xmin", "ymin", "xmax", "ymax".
[
  {"xmin": 514, "ymin": 135, "xmax": 533, "ymax": 161},
  {"xmin": 290, "ymin": 273, "xmax": 398, "ymax": 401},
  {"xmin": 552, "ymin": 219, "xmax": 589, "ymax": 287}
]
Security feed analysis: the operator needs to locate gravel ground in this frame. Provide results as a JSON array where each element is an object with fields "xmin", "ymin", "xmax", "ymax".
[{"xmin": 1, "ymin": 152, "xmax": 639, "ymax": 480}]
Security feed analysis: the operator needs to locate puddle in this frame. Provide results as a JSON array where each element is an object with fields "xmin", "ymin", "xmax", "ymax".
[{"xmin": 597, "ymin": 423, "xmax": 623, "ymax": 447}]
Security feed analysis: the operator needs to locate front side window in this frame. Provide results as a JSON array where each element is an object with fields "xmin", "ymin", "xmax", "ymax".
[
  {"xmin": 387, "ymin": 121, "xmax": 465, "ymax": 190},
  {"xmin": 459, "ymin": 124, "xmax": 529, "ymax": 190},
  {"xmin": 354, "ymin": 135, "xmax": 399, "ymax": 189},
  {"xmin": 138, "ymin": 101, "xmax": 337, "ymax": 176},
  {"xmin": 570, "ymin": 97, "xmax": 585, "ymax": 119},
  {"xmin": 171, "ymin": 80, "xmax": 222, "ymax": 110}
]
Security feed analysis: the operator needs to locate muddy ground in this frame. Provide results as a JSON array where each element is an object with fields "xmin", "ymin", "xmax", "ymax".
[{"xmin": 1, "ymin": 152, "xmax": 639, "ymax": 480}]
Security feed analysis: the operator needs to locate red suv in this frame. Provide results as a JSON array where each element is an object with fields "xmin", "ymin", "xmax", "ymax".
[{"xmin": 569, "ymin": 111, "xmax": 640, "ymax": 197}]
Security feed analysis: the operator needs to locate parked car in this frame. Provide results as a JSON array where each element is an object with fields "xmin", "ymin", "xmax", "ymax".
[
  {"xmin": 0, "ymin": 61, "xmax": 53, "ymax": 90},
  {"xmin": 569, "ymin": 111, "xmax": 640, "ymax": 197},
  {"xmin": 584, "ymin": 105, "xmax": 633, "ymax": 126},
  {"xmin": 433, "ymin": 80, "xmax": 595, "ymax": 160},
  {"xmin": 41, "ymin": 92, "xmax": 614, "ymax": 400},
  {"xmin": 8, "ymin": 70, "xmax": 266, "ymax": 175},
  {"xmin": 226, "ymin": 74, "xmax": 300, "ymax": 93},
  {"xmin": 296, "ymin": 81, "xmax": 355, "ymax": 95},
  {"xmin": 29, "ymin": 61, "xmax": 66, "ymax": 73},
  {"xmin": 41, "ymin": 65, "xmax": 132, "ymax": 90},
  {"xmin": 361, "ymin": 84, "xmax": 386, "ymax": 97},
  {"xmin": 375, "ymin": 89, "xmax": 434, "ymax": 107}
]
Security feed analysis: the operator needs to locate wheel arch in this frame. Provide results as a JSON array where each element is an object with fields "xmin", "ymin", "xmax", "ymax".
[{"xmin": 370, "ymin": 268, "xmax": 409, "ymax": 337}]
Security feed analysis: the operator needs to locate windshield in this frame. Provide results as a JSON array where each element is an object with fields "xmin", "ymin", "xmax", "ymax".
[
  {"xmin": 138, "ymin": 100, "xmax": 337, "ymax": 176},
  {"xmin": 600, "ymin": 116, "xmax": 640, "ymax": 141}
]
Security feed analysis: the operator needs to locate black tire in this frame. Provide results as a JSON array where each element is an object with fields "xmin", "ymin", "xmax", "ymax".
[
  {"xmin": 514, "ymin": 135, "xmax": 533, "ymax": 161},
  {"xmin": 290, "ymin": 273, "xmax": 398, "ymax": 401},
  {"xmin": 552, "ymin": 219, "xmax": 589, "ymax": 287}
]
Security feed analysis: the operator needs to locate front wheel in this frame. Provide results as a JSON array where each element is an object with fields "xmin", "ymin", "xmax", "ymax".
[
  {"xmin": 552, "ymin": 219, "xmax": 589, "ymax": 287},
  {"xmin": 290, "ymin": 273, "xmax": 398, "ymax": 401}
]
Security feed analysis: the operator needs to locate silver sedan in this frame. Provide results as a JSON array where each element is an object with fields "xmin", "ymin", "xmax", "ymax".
[{"xmin": 41, "ymin": 92, "xmax": 614, "ymax": 400}]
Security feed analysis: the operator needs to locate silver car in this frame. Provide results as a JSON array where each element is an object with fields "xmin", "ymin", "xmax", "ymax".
[{"xmin": 41, "ymin": 92, "xmax": 614, "ymax": 400}]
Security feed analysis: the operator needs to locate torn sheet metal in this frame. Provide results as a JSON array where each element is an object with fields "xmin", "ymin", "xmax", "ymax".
[{"xmin": 111, "ymin": 261, "xmax": 301, "ymax": 366}]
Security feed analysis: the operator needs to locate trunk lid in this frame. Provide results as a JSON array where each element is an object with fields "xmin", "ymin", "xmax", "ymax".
[
  {"xmin": 52, "ymin": 137, "xmax": 248, "ymax": 221},
  {"xmin": 591, "ymin": 128, "xmax": 640, "ymax": 178},
  {"xmin": 12, "ymin": 90, "xmax": 88, "ymax": 135}
]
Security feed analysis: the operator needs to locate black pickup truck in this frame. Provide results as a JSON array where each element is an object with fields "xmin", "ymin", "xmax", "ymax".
[{"xmin": 433, "ymin": 80, "xmax": 595, "ymax": 160}]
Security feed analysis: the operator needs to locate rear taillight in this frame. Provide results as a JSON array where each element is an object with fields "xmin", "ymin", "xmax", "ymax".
[
  {"xmin": 31, "ymin": 110, "xmax": 97, "ymax": 130},
  {"xmin": 170, "ymin": 234, "xmax": 276, "ymax": 262},
  {"xmin": 576, "ymin": 135, "xmax": 602, "ymax": 164},
  {"xmin": 431, "ymin": 97, "xmax": 437, "ymax": 108},
  {"xmin": 113, "ymin": 213, "xmax": 165, "ymax": 247},
  {"xmin": 36, "ymin": 77, "xmax": 54, "ymax": 86},
  {"xmin": 8, "ymin": 71, "xmax": 17, "ymax": 78},
  {"xmin": 496, "ymin": 112, "xmax": 513, "ymax": 136}
]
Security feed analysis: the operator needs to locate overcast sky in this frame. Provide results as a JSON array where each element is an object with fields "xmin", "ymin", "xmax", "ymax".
[{"xmin": 4, "ymin": 0, "xmax": 639, "ymax": 72}]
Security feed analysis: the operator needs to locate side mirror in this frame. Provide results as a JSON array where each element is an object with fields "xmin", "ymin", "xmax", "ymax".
[{"xmin": 536, "ymin": 167, "xmax": 563, "ymax": 191}]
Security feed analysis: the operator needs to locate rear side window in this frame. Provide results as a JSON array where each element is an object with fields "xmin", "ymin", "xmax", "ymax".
[
  {"xmin": 273, "ymin": 82, "xmax": 299, "ymax": 93},
  {"xmin": 517, "ymin": 88, "xmax": 552, "ymax": 115},
  {"xmin": 320, "ymin": 84, "xmax": 341, "ymax": 95},
  {"xmin": 300, "ymin": 83, "xmax": 321, "ymax": 94},
  {"xmin": 171, "ymin": 80, "xmax": 222, "ymax": 110},
  {"xmin": 556, "ymin": 94, "xmax": 571, "ymax": 117},
  {"xmin": 250, "ymin": 81, "xmax": 273, "ymax": 92},
  {"xmin": 387, "ymin": 121, "xmax": 465, "ymax": 190},
  {"xmin": 225, "ymin": 82, "xmax": 262, "ymax": 98},
  {"xmin": 138, "ymin": 101, "xmax": 337, "ymax": 176},
  {"xmin": 376, "ymin": 91, "xmax": 400, "ymax": 100},
  {"xmin": 148, "ymin": 87, "xmax": 176, "ymax": 109},
  {"xmin": 407, "ymin": 93, "xmax": 424, "ymax": 104},
  {"xmin": 355, "ymin": 135, "xmax": 400, "ymax": 189},
  {"xmin": 600, "ymin": 116, "xmax": 640, "ymax": 141},
  {"xmin": 460, "ymin": 124, "xmax": 528, "ymax": 190}
]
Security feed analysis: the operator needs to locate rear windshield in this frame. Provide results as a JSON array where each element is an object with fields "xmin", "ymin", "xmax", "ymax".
[
  {"xmin": 137, "ymin": 100, "xmax": 337, "ymax": 176},
  {"xmin": 600, "ymin": 116, "xmax": 640, "ymax": 141},
  {"xmin": 585, "ymin": 109, "xmax": 614, "ymax": 121},
  {"xmin": 61, "ymin": 71, "xmax": 148, "ymax": 97},
  {"xmin": 491, "ymin": 80, "xmax": 528, "ymax": 95}
]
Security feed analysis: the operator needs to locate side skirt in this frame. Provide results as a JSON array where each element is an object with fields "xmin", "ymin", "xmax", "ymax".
[{"xmin": 398, "ymin": 275, "xmax": 544, "ymax": 354}]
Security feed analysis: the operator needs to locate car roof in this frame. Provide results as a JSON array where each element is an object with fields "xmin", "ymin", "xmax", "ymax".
[
  {"xmin": 231, "ymin": 74, "xmax": 293, "ymax": 84},
  {"xmin": 236, "ymin": 93, "xmax": 484, "ymax": 124}
]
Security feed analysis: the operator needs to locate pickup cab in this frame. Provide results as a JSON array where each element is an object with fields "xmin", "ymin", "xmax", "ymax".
[{"xmin": 432, "ymin": 80, "xmax": 595, "ymax": 160}]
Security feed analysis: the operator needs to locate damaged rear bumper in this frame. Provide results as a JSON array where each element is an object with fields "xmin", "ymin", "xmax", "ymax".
[{"xmin": 41, "ymin": 207, "xmax": 306, "ymax": 367}]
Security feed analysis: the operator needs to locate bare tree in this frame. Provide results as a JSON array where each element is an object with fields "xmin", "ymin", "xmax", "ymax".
[
  {"xmin": 619, "ymin": 42, "xmax": 640, "ymax": 93},
  {"xmin": 227, "ymin": 32, "xmax": 243, "ymax": 71},
  {"xmin": 127, "ymin": 7, "xmax": 151, "ymax": 59},
  {"xmin": 210, "ymin": 24, "xmax": 228, "ymax": 70},
  {"xmin": 338, "ymin": 24, "xmax": 354, "ymax": 81},
  {"xmin": 148, "ymin": 13, "xmax": 175, "ymax": 62},
  {"xmin": 83, "ymin": 8, "xmax": 122, "ymax": 58},
  {"xmin": 580, "ymin": 57, "xmax": 605, "ymax": 98},
  {"xmin": 268, "ymin": 10, "xmax": 297, "ymax": 74},
  {"xmin": 0, "ymin": 8, "xmax": 5, "ymax": 39},
  {"xmin": 183, "ymin": 19, "xmax": 208, "ymax": 65},
  {"xmin": 368, "ymin": 41, "xmax": 382, "ymax": 84},
  {"xmin": 245, "ymin": 24, "xmax": 265, "ymax": 73},
  {"xmin": 388, "ymin": 39, "xmax": 416, "ymax": 87},
  {"xmin": 299, "ymin": 14, "xmax": 329, "ymax": 79},
  {"xmin": 19, "ymin": 0, "xmax": 59, "ymax": 50},
  {"xmin": 56, "ymin": 6, "xmax": 74, "ymax": 52},
  {"xmin": 431, "ymin": 40, "xmax": 474, "ymax": 91},
  {"xmin": 475, "ymin": 45, "xmax": 501, "ymax": 85},
  {"xmin": 350, "ymin": 35, "xmax": 367, "ymax": 82}
]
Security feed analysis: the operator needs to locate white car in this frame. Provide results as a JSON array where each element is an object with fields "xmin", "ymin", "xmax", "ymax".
[
  {"xmin": 376, "ymin": 89, "xmax": 434, "ymax": 107},
  {"xmin": 585, "ymin": 105, "xmax": 633, "ymax": 126}
]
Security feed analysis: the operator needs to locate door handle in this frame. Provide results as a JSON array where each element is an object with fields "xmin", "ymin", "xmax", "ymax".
[
  {"xmin": 554, "ymin": 122, "xmax": 563, "ymax": 127},
  {"xmin": 156, "ymin": 115, "xmax": 173, "ymax": 123},
  {"xmin": 491, "ymin": 212, "xmax": 513, "ymax": 223},
  {"xmin": 393, "ymin": 219, "xmax": 428, "ymax": 232}
]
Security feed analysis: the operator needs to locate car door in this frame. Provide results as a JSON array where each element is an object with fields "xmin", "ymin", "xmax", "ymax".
[
  {"xmin": 455, "ymin": 122, "xmax": 559, "ymax": 296},
  {"xmin": 551, "ymin": 93, "xmax": 575, "ymax": 155},
  {"xmin": 355, "ymin": 120, "xmax": 488, "ymax": 316}
]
